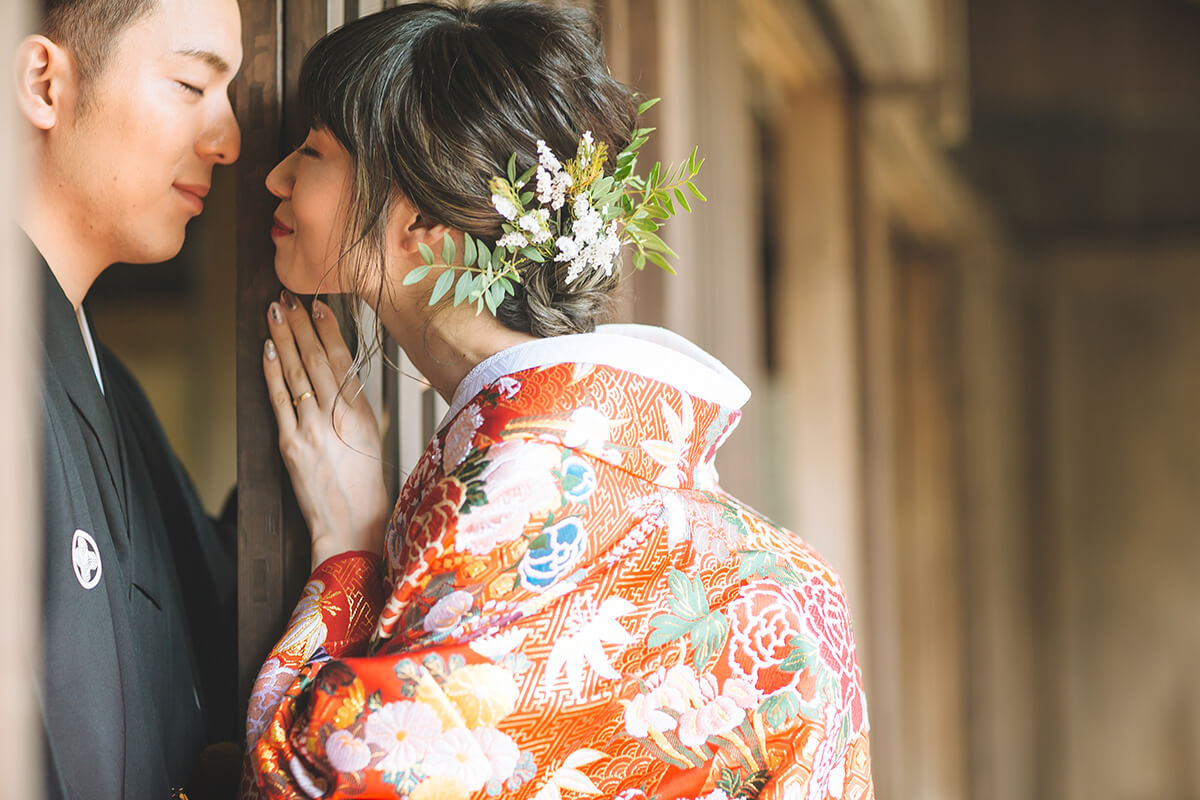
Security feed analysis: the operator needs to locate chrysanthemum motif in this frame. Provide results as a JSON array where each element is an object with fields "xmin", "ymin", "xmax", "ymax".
[
  {"xmin": 424, "ymin": 727, "xmax": 494, "ymax": 792},
  {"xmin": 364, "ymin": 700, "xmax": 443, "ymax": 774}
]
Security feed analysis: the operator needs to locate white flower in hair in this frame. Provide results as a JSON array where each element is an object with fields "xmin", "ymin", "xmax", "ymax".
[
  {"xmin": 412, "ymin": 97, "xmax": 705, "ymax": 317},
  {"xmin": 492, "ymin": 193, "xmax": 518, "ymax": 221},
  {"xmin": 535, "ymin": 139, "xmax": 573, "ymax": 210},
  {"xmin": 555, "ymin": 236, "xmax": 580, "ymax": 262},
  {"xmin": 518, "ymin": 209, "xmax": 552, "ymax": 244},
  {"xmin": 497, "ymin": 231, "xmax": 529, "ymax": 249}
]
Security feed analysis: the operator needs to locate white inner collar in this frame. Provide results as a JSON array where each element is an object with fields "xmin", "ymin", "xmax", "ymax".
[
  {"xmin": 76, "ymin": 305, "xmax": 104, "ymax": 396},
  {"xmin": 441, "ymin": 324, "xmax": 750, "ymax": 429}
]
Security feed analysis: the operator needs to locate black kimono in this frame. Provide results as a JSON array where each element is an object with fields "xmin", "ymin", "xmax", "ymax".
[{"xmin": 37, "ymin": 253, "xmax": 237, "ymax": 799}]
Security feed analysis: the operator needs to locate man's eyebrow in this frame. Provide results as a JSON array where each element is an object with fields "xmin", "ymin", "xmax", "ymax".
[{"xmin": 174, "ymin": 48, "xmax": 232, "ymax": 74}]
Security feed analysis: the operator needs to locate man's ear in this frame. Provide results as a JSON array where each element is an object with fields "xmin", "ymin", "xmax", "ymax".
[{"xmin": 14, "ymin": 35, "xmax": 72, "ymax": 131}]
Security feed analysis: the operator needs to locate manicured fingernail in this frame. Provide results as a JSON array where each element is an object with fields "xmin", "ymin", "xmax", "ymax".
[
  {"xmin": 269, "ymin": 302, "xmax": 283, "ymax": 324},
  {"xmin": 281, "ymin": 289, "xmax": 298, "ymax": 311},
  {"xmin": 265, "ymin": 339, "xmax": 276, "ymax": 360},
  {"xmin": 312, "ymin": 300, "xmax": 325, "ymax": 321}
]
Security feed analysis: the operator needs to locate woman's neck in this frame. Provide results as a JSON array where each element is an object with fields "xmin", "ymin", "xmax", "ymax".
[{"xmin": 374, "ymin": 289, "xmax": 540, "ymax": 403}]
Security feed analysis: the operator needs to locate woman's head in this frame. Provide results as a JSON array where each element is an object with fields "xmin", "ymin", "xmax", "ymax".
[{"xmin": 268, "ymin": 1, "xmax": 637, "ymax": 337}]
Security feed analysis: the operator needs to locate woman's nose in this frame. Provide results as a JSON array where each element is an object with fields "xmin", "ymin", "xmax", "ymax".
[{"xmin": 265, "ymin": 154, "xmax": 295, "ymax": 199}]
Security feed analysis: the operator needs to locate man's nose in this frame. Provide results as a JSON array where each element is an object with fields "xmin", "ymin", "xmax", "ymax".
[{"xmin": 200, "ymin": 101, "xmax": 242, "ymax": 165}]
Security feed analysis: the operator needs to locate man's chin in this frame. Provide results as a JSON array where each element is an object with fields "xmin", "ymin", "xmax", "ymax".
[{"xmin": 120, "ymin": 229, "xmax": 188, "ymax": 266}]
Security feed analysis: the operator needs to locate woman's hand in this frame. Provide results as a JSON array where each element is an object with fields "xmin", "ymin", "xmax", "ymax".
[{"xmin": 263, "ymin": 290, "xmax": 390, "ymax": 569}]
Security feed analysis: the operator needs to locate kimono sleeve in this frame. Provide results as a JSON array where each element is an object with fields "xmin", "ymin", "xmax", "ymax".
[{"xmin": 244, "ymin": 551, "xmax": 384, "ymax": 749}]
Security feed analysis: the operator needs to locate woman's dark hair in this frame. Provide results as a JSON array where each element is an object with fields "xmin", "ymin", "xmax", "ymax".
[{"xmin": 300, "ymin": 0, "xmax": 638, "ymax": 344}]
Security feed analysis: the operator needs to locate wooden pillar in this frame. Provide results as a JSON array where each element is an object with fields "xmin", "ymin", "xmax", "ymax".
[
  {"xmin": 2, "ymin": 0, "xmax": 42, "ymax": 793},
  {"xmin": 235, "ymin": 0, "xmax": 330, "ymax": 703},
  {"xmin": 892, "ymin": 239, "xmax": 968, "ymax": 800},
  {"xmin": 773, "ymin": 86, "xmax": 867, "ymax": 606}
]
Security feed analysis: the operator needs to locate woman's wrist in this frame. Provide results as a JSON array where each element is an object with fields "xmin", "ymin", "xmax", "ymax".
[{"xmin": 309, "ymin": 513, "xmax": 388, "ymax": 570}]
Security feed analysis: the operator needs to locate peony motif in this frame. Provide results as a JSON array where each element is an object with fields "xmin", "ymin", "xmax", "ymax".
[
  {"xmin": 725, "ymin": 580, "xmax": 808, "ymax": 696},
  {"xmin": 797, "ymin": 578, "xmax": 866, "ymax": 734},
  {"xmin": 423, "ymin": 590, "xmax": 475, "ymax": 637},
  {"xmin": 806, "ymin": 705, "xmax": 848, "ymax": 800},
  {"xmin": 364, "ymin": 700, "xmax": 443, "ymax": 774},
  {"xmin": 325, "ymin": 730, "xmax": 371, "ymax": 773},
  {"xmin": 425, "ymin": 728, "xmax": 494, "ymax": 792},
  {"xmin": 518, "ymin": 516, "xmax": 588, "ymax": 590},
  {"xmin": 444, "ymin": 403, "xmax": 485, "ymax": 473},
  {"xmin": 455, "ymin": 441, "xmax": 561, "ymax": 556},
  {"xmin": 401, "ymin": 477, "xmax": 466, "ymax": 572}
]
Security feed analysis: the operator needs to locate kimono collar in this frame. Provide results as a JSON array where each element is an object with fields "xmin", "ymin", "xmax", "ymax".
[{"xmin": 443, "ymin": 324, "xmax": 751, "ymax": 429}]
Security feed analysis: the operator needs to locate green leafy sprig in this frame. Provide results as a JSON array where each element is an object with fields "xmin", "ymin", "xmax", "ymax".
[{"xmin": 402, "ymin": 97, "xmax": 705, "ymax": 315}]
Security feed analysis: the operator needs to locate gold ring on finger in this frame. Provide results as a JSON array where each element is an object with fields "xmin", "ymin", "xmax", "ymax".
[{"xmin": 292, "ymin": 390, "xmax": 315, "ymax": 407}]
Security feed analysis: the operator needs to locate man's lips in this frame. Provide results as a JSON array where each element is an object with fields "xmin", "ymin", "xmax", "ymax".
[
  {"xmin": 271, "ymin": 216, "xmax": 294, "ymax": 238},
  {"xmin": 173, "ymin": 183, "xmax": 208, "ymax": 213}
]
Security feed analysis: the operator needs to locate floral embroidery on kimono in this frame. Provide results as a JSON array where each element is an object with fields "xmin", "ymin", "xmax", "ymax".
[{"xmin": 244, "ymin": 326, "xmax": 873, "ymax": 800}]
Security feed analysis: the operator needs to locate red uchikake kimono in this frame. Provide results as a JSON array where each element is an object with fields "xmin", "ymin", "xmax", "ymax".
[{"xmin": 244, "ymin": 325, "xmax": 874, "ymax": 800}]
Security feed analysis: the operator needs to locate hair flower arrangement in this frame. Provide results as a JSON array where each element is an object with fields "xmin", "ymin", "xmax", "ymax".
[{"xmin": 403, "ymin": 98, "xmax": 706, "ymax": 314}]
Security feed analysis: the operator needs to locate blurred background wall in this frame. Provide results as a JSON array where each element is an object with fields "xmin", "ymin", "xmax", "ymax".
[{"xmin": 83, "ymin": 0, "xmax": 1200, "ymax": 798}]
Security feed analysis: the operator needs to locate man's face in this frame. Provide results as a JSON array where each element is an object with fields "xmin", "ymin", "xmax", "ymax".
[{"xmin": 50, "ymin": 0, "xmax": 242, "ymax": 265}]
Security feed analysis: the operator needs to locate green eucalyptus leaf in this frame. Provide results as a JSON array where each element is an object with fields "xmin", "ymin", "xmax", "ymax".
[
  {"xmin": 477, "ymin": 242, "xmax": 493, "ymax": 271},
  {"xmin": 430, "ymin": 268, "xmax": 455, "ymax": 304},
  {"xmin": 633, "ymin": 250, "xmax": 647, "ymax": 270},
  {"xmin": 463, "ymin": 233, "xmax": 478, "ymax": 268},
  {"xmin": 641, "ymin": 231, "xmax": 679, "ymax": 258},
  {"xmin": 521, "ymin": 246, "xmax": 546, "ymax": 263},
  {"xmin": 417, "ymin": 241, "xmax": 435, "ymax": 265},
  {"xmin": 645, "ymin": 250, "xmax": 675, "ymax": 274},
  {"xmin": 519, "ymin": 191, "xmax": 534, "ymax": 206},
  {"xmin": 517, "ymin": 164, "xmax": 537, "ymax": 186},
  {"xmin": 454, "ymin": 272, "xmax": 473, "ymax": 306},
  {"xmin": 506, "ymin": 152, "xmax": 518, "ymax": 183},
  {"xmin": 441, "ymin": 233, "xmax": 456, "ymax": 265},
  {"xmin": 675, "ymin": 188, "xmax": 691, "ymax": 213},
  {"xmin": 687, "ymin": 181, "xmax": 708, "ymax": 202},
  {"xmin": 637, "ymin": 96, "xmax": 661, "ymax": 114},
  {"xmin": 402, "ymin": 264, "xmax": 433, "ymax": 285},
  {"xmin": 484, "ymin": 285, "xmax": 502, "ymax": 314}
]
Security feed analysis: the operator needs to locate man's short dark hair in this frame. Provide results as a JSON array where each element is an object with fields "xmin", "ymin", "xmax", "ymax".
[{"xmin": 41, "ymin": 0, "xmax": 157, "ymax": 91}]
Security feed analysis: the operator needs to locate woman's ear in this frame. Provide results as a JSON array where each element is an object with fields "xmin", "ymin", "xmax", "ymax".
[
  {"xmin": 389, "ymin": 196, "xmax": 453, "ymax": 256},
  {"xmin": 14, "ymin": 35, "xmax": 72, "ymax": 131}
]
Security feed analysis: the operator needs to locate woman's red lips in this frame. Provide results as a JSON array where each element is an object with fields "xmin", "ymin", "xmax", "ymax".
[{"xmin": 271, "ymin": 216, "xmax": 294, "ymax": 238}]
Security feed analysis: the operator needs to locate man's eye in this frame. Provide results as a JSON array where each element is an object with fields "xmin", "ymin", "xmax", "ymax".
[{"xmin": 176, "ymin": 81, "xmax": 204, "ymax": 96}]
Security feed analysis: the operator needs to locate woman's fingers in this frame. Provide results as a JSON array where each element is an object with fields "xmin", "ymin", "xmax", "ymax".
[
  {"xmin": 267, "ymin": 300, "xmax": 317, "ymax": 408},
  {"xmin": 311, "ymin": 299, "xmax": 361, "ymax": 394},
  {"xmin": 262, "ymin": 338, "xmax": 297, "ymax": 440},
  {"xmin": 279, "ymin": 290, "xmax": 339, "ymax": 405}
]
